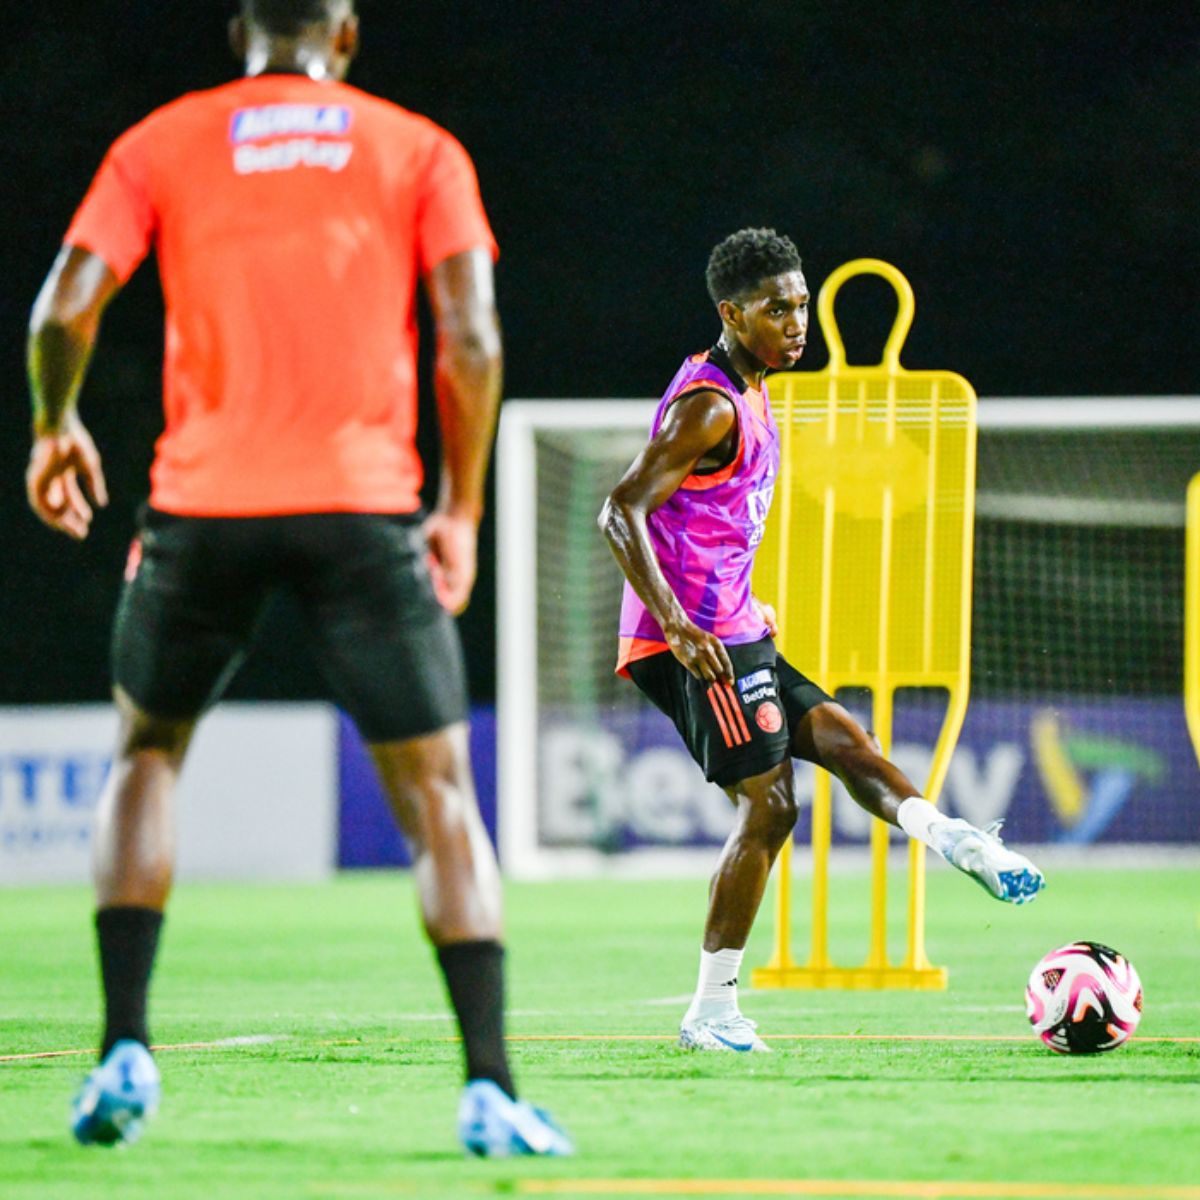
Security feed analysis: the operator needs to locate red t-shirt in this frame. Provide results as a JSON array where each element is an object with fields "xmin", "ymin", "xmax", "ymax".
[{"xmin": 64, "ymin": 75, "xmax": 497, "ymax": 516}]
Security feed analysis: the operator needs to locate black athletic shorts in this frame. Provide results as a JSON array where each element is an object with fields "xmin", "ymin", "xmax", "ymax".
[
  {"xmin": 627, "ymin": 636, "xmax": 832, "ymax": 788},
  {"xmin": 112, "ymin": 507, "xmax": 467, "ymax": 742}
]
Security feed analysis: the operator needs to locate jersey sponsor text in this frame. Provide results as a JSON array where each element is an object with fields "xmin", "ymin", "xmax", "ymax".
[
  {"xmin": 737, "ymin": 669, "xmax": 772, "ymax": 693},
  {"xmin": 230, "ymin": 104, "xmax": 351, "ymax": 143},
  {"xmin": 233, "ymin": 139, "xmax": 353, "ymax": 174}
]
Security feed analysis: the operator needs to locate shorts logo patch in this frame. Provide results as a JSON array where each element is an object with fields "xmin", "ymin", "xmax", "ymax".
[
  {"xmin": 755, "ymin": 701, "xmax": 783, "ymax": 734},
  {"xmin": 736, "ymin": 669, "xmax": 772, "ymax": 694}
]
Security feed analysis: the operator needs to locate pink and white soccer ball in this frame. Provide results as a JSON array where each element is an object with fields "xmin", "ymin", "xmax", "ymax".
[{"xmin": 1025, "ymin": 941, "xmax": 1143, "ymax": 1053}]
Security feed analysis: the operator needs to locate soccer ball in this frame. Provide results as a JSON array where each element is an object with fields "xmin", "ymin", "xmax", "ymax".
[{"xmin": 1025, "ymin": 941, "xmax": 1143, "ymax": 1053}]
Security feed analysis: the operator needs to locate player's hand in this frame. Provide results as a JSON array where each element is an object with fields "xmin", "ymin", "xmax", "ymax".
[
  {"xmin": 26, "ymin": 415, "xmax": 108, "ymax": 541},
  {"xmin": 423, "ymin": 507, "xmax": 478, "ymax": 615},
  {"xmin": 752, "ymin": 595, "xmax": 779, "ymax": 639},
  {"xmin": 664, "ymin": 619, "xmax": 735, "ymax": 684}
]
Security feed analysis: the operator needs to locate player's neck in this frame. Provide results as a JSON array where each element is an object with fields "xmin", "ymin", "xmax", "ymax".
[
  {"xmin": 244, "ymin": 40, "xmax": 340, "ymax": 82},
  {"xmin": 717, "ymin": 333, "xmax": 767, "ymax": 390}
]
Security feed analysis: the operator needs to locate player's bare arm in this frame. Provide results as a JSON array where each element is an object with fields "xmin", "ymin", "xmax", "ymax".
[
  {"xmin": 751, "ymin": 594, "xmax": 778, "ymax": 638},
  {"xmin": 26, "ymin": 245, "xmax": 117, "ymax": 540},
  {"xmin": 599, "ymin": 389, "xmax": 739, "ymax": 684},
  {"xmin": 424, "ymin": 247, "xmax": 502, "ymax": 614}
]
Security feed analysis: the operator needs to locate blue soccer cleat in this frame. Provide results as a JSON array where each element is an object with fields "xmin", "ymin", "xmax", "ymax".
[
  {"xmin": 70, "ymin": 1039, "xmax": 160, "ymax": 1147},
  {"xmin": 933, "ymin": 818, "xmax": 1046, "ymax": 905},
  {"xmin": 457, "ymin": 1079, "xmax": 574, "ymax": 1158}
]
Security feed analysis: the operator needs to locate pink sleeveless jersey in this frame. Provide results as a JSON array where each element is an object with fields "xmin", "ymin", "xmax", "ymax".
[{"xmin": 617, "ymin": 345, "xmax": 780, "ymax": 674}]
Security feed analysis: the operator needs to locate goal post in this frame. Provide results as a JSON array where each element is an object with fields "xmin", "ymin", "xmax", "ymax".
[
  {"xmin": 496, "ymin": 400, "xmax": 657, "ymax": 880},
  {"xmin": 1187, "ymin": 473, "xmax": 1200, "ymax": 770},
  {"xmin": 496, "ymin": 296, "xmax": 1200, "ymax": 920},
  {"xmin": 497, "ymin": 397, "xmax": 1200, "ymax": 884}
]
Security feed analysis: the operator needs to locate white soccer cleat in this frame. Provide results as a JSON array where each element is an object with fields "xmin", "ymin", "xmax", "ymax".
[
  {"xmin": 70, "ymin": 1040, "xmax": 160, "ymax": 1147},
  {"xmin": 457, "ymin": 1079, "xmax": 574, "ymax": 1158},
  {"xmin": 932, "ymin": 818, "xmax": 1045, "ymax": 905},
  {"xmin": 679, "ymin": 1012, "xmax": 771, "ymax": 1053}
]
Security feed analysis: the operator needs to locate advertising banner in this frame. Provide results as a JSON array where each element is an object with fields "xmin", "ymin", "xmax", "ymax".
[
  {"xmin": 27, "ymin": 701, "xmax": 1172, "ymax": 875},
  {"xmin": 0, "ymin": 705, "xmax": 338, "ymax": 885},
  {"xmin": 531, "ymin": 698, "xmax": 1200, "ymax": 854},
  {"xmin": 339, "ymin": 699, "xmax": 1199, "ymax": 871}
]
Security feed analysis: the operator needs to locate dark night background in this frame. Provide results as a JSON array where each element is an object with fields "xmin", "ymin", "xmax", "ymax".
[{"xmin": 1, "ymin": 2, "xmax": 1196, "ymax": 705}]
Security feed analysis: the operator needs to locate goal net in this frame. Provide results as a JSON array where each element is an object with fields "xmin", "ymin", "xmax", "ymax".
[{"xmin": 497, "ymin": 397, "xmax": 1200, "ymax": 877}]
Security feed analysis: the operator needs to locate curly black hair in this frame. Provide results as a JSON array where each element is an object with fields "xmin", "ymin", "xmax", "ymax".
[
  {"xmin": 243, "ymin": 0, "xmax": 352, "ymax": 34},
  {"xmin": 705, "ymin": 228, "xmax": 803, "ymax": 305}
]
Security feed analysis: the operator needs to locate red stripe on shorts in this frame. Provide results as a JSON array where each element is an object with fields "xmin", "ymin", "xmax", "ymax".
[
  {"xmin": 723, "ymin": 682, "xmax": 752, "ymax": 742},
  {"xmin": 707, "ymin": 685, "xmax": 739, "ymax": 747}
]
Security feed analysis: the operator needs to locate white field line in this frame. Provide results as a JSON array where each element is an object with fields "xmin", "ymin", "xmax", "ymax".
[
  {"xmin": 5, "ymin": 1030, "xmax": 1200, "ymax": 1063},
  {"xmin": 643, "ymin": 997, "xmax": 1029, "ymax": 1014},
  {"xmin": 0, "ymin": 1033, "xmax": 286, "ymax": 1063},
  {"xmin": 515, "ymin": 1181, "xmax": 1200, "ymax": 1199},
  {"xmin": 317, "ymin": 1176, "xmax": 1200, "ymax": 1198}
]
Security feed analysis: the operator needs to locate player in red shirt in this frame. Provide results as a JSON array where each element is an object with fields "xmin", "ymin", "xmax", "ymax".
[{"xmin": 26, "ymin": 0, "xmax": 570, "ymax": 1157}]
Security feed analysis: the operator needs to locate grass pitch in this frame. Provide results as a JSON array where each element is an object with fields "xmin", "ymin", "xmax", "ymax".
[{"xmin": 1, "ymin": 865, "xmax": 1198, "ymax": 1199}]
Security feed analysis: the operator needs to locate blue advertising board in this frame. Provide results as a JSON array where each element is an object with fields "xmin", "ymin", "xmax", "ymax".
[{"xmin": 337, "ymin": 699, "xmax": 1199, "ymax": 867}]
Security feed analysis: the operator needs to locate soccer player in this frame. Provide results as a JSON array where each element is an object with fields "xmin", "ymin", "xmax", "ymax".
[
  {"xmin": 599, "ymin": 227, "xmax": 1045, "ymax": 1053},
  {"xmin": 25, "ymin": 0, "xmax": 570, "ymax": 1157}
]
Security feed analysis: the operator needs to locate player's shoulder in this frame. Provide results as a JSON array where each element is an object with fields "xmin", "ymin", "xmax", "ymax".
[
  {"xmin": 655, "ymin": 360, "xmax": 735, "ymax": 428},
  {"xmin": 336, "ymin": 83, "xmax": 465, "ymax": 149},
  {"xmin": 667, "ymin": 351, "xmax": 740, "ymax": 404},
  {"xmin": 106, "ymin": 80, "xmax": 248, "ymax": 156},
  {"xmin": 135, "ymin": 80, "xmax": 246, "ymax": 126},
  {"xmin": 652, "ymin": 351, "xmax": 739, "ymax": 433},
  {"xmin": 117, "ymin": 78, "xmax": 438, "ymax": 133}
]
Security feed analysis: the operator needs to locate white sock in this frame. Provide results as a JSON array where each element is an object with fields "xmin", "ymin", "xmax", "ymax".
[
  {"xmin": 896, "ymin": 796, "xmax": 954, "ymax": 849},
  {"xmin": 683, "ymin": 947, "xmax": 744, "ymax": 1023}
]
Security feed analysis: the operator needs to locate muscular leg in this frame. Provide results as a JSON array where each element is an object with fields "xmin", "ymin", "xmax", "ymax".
[
  {"xmin": 370, "ymin": 721, "xmax": 513, "ymax": 1097},
  {"xmin": 681, "ymin": 757, "xmax": 797, "ymax": 1047},
  {"xmin": 703, "ymin": 758, "xmax": 799, "ymax": 951},
  {"xmin": 94, "ymin": 687, "xmax": 195, "ymax": 909},
  {"xmin": 369, "ymin": 722, "xmax": 501, "ymax": 944},
  {"xmin": 91, "ymin": 687, "xmax": 196, "ymax": 1057},
  {"xmin": 790, "ymin": 700, "xmax": 918, "ymax": 826},
  {"xmin": 790, "ymin": 700, "xmax": 1045, "ymax": 904}
]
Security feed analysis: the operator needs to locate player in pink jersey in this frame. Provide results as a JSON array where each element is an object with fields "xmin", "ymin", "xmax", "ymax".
[{"xmin": 600, "ymin": 228, "xmax": 1045, "ymax": 1053}]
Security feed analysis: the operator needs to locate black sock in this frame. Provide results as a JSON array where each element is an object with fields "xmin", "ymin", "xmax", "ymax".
[
  {"xmin": 435, "ymin": 940, "xmax": 516, "ymax": 1099},
  {"xmin": 95, "ymin": 906, "xmax": 163, "ymax": 1058}
]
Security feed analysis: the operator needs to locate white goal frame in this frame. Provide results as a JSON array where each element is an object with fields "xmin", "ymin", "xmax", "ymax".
[{"xmin": 496, "ymin": 396, "xmax": 1200, "ymax": 879}]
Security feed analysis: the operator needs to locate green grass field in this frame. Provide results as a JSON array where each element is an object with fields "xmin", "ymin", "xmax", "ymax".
[{"xmin": 2, "ymin": 865, "xmax": 1198, "ymax": 1199}]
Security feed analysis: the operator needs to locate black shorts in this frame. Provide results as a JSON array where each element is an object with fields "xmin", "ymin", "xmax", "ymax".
[
  {"xmin": 112, "ymin": 507, "xmax": 467, "ymax": 742},
  {"xmin": 627, "ymin": 636, "xmax": 832, "ymax": 788}
]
